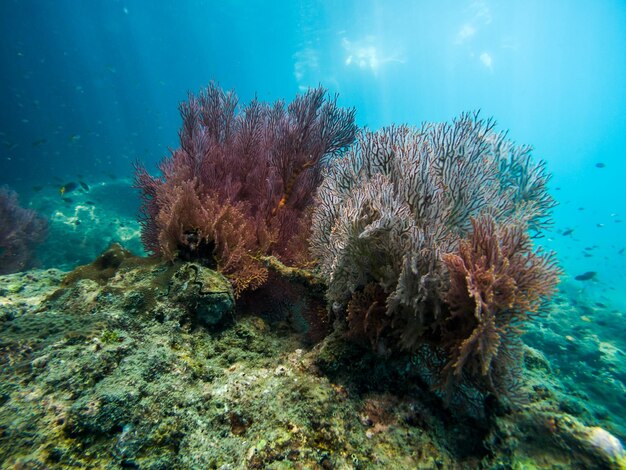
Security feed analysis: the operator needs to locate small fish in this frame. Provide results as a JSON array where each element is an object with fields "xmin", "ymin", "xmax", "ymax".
[
  {"xmin": 618, "ymin": 248, "xmax": 625, "ymax": 255},
  {"xmin": 32, "ymin": 185, "xmax": 44, "ymax": 192},
  {"xmin": 596, "ymin": 223, "xmax": 604, "ymax": 228},
  {"xmin": 60, "ymin": 182, "xmax": 78, "ymax": 196},
  {"xmin": 583, "ymin": 253, "xmax": 593, "ymax": 258},
  {"xmin": 85, "ymin": 200, "xmax": 95, "ymax": 205},
  {"xmin": 79, "ymin": 181, "xmax": 90, "ymax": 191},
  {"xmin": 32, "ymin": 138, "xmax": 47, "ymax": 147},
  {"xmin": 595, "ymin": 162, "xmax": 606, "ymax": 168},
  {"xmin": 62, "ymin": 197, "xmax": 73, "ymax": 204},
  {"xmin": 562, "ymin": 228, "xmax": 574, "ymax": 236},
  {"xmin": 579, "ymin": 305, "xmax": 594, "ymax": 315},
  {"xmin": 575, "ymin": 271, "xmax": 597, "ymax": 281},
  {"xmin": 68, "ymin": 134, "xmax": 81, "ymax": 143},
  {"xmin": 578, "ymin": 207, "xmax": 585, "ymax": 211},
  {"xmin": 595, "ymin": 302, "xmax": 607, "ymax": 308}
]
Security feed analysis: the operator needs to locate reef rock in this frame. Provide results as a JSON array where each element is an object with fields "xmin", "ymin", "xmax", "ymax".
[{"xmin": 0, "ymin": 246, "xmax": 624, "ymax": 469}]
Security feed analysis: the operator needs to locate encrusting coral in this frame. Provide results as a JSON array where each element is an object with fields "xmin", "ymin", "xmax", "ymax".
[
  {"xmin": 135, "ymin": 83, "xmax": 356, "ymax": 296},
  {"xmin": 310, "ymin": 113, "xmax": 560, "ymax": 399}
]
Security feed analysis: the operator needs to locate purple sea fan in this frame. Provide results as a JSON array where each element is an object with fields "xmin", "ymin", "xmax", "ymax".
[
  {"xmin": 0, "ymin": 187, "xmax": 47, "ymax": 275},
  {"xmin": 134, "ymin": 83, "xmax": 356, "ymax": 296}
]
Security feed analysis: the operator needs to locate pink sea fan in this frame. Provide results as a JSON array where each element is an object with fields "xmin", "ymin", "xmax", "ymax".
[{"xmin": 310, "ymin": 113, "xmax": 558, "ymax": 398}]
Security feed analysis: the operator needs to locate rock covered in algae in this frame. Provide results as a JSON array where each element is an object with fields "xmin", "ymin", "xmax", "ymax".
[
  {"xmin": 57, "ymin": 243, "xmax": 234, "ymax": 327},
  {"xmin": 0, "ymin": 245, "xmax": 625, "ymax": 469},
  {"xmin": 167, "ymin": 262, "xmax": 234, "ymax": 326},
  {"xmin": 524, "ymin": 287, "xmax": 626, "ymax": 446}
]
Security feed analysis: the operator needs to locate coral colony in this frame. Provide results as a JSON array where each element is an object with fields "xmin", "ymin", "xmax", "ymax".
[
  {"xmin": 310, "ymin": 117, "xmax": 560, "ymax": 399},
  {"xmin": 0, "ymin": 187, "xmax": 47, "ymax": 275},
  {"xmin": 134, "ymin": 83, "xmax": 357, "ymax": 296},
  {"xmin": 136, "ymin": 87, "xmax": 560, "ymax": 401}
]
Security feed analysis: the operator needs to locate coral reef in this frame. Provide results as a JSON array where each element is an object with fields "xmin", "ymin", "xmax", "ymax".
[
  {"xmin": 524, "ymin": 284, "xmax": 626, "ymax": 446},
  {"xmin": 135, "ymin": 83, "xmax": 356, "ymax": 296},
  {"xmin": 0, "ymin": 187, "xmax": 47, "ymax": 274},
  {"xmin": 0, "ymin": 252, "xmax": 623, "ymax": 469},
  {"xmin": 310, "ymin": 113, "xmax": 559, "ymax": 399}
]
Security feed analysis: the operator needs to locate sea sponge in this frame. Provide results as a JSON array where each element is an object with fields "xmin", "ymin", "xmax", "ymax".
[{"xmin": 586, "ymin": 427, "xmax": 626, "ymax": 463}]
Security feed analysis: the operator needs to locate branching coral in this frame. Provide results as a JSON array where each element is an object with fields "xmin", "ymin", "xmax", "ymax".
[
  {"xmin": 135, "ymin": 83, "xmax": 356, "ymax": 296},
  {"xmin": 310, "ymin": 112, "xmax": 559, "ymax": 398},
  {"xmin": 0, "ymin": 187, "xmax": 47, "ymax": 274},
  {"xmin": 441, "ymin": 215, "xmax": 560, "ymax": 394}
]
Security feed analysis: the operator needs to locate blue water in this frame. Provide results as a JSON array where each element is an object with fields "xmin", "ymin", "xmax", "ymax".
[{"xmin": 1, "ymin": 2, "xmax": 625, "ymax": 326}]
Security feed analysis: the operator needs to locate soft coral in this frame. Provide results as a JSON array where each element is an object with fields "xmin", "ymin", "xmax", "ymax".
[
  {"xmin": 0, "ymin": 187, "xmax": 47, "ymax": 274},
  {"xmin": 134, "ymin": 83, "xmax": 356, "ymax": 295},
  {"xmin": 441, "ymin": 215, "xmax": 560, "ymax": 394}
]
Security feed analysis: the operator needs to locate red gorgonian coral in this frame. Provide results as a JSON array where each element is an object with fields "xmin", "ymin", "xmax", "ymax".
[
  {"xmin": 441, "ymin": 215, "xmax": 560, "ymax": 394},
  {"xmin": 134, "ymin": 83, "xmax": 356, "ymax": 296}
]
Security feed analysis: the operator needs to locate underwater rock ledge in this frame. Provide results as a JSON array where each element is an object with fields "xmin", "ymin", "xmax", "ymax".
[{"xmin": 0, "ymin": 246, "xmax": 624, "ymax": 469}]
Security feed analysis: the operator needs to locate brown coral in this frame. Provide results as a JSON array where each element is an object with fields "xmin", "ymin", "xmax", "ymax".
[
  {"xmin": 152, "ymin": 180, "xmax": 268, "ymax": 297},
  {"xmin": 346, "ymin": 283, "xmax": 391, "ymax": 351},
  {"xmin": 441, "ymin": 215, "xmax": 560, "ymax": 393}
]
